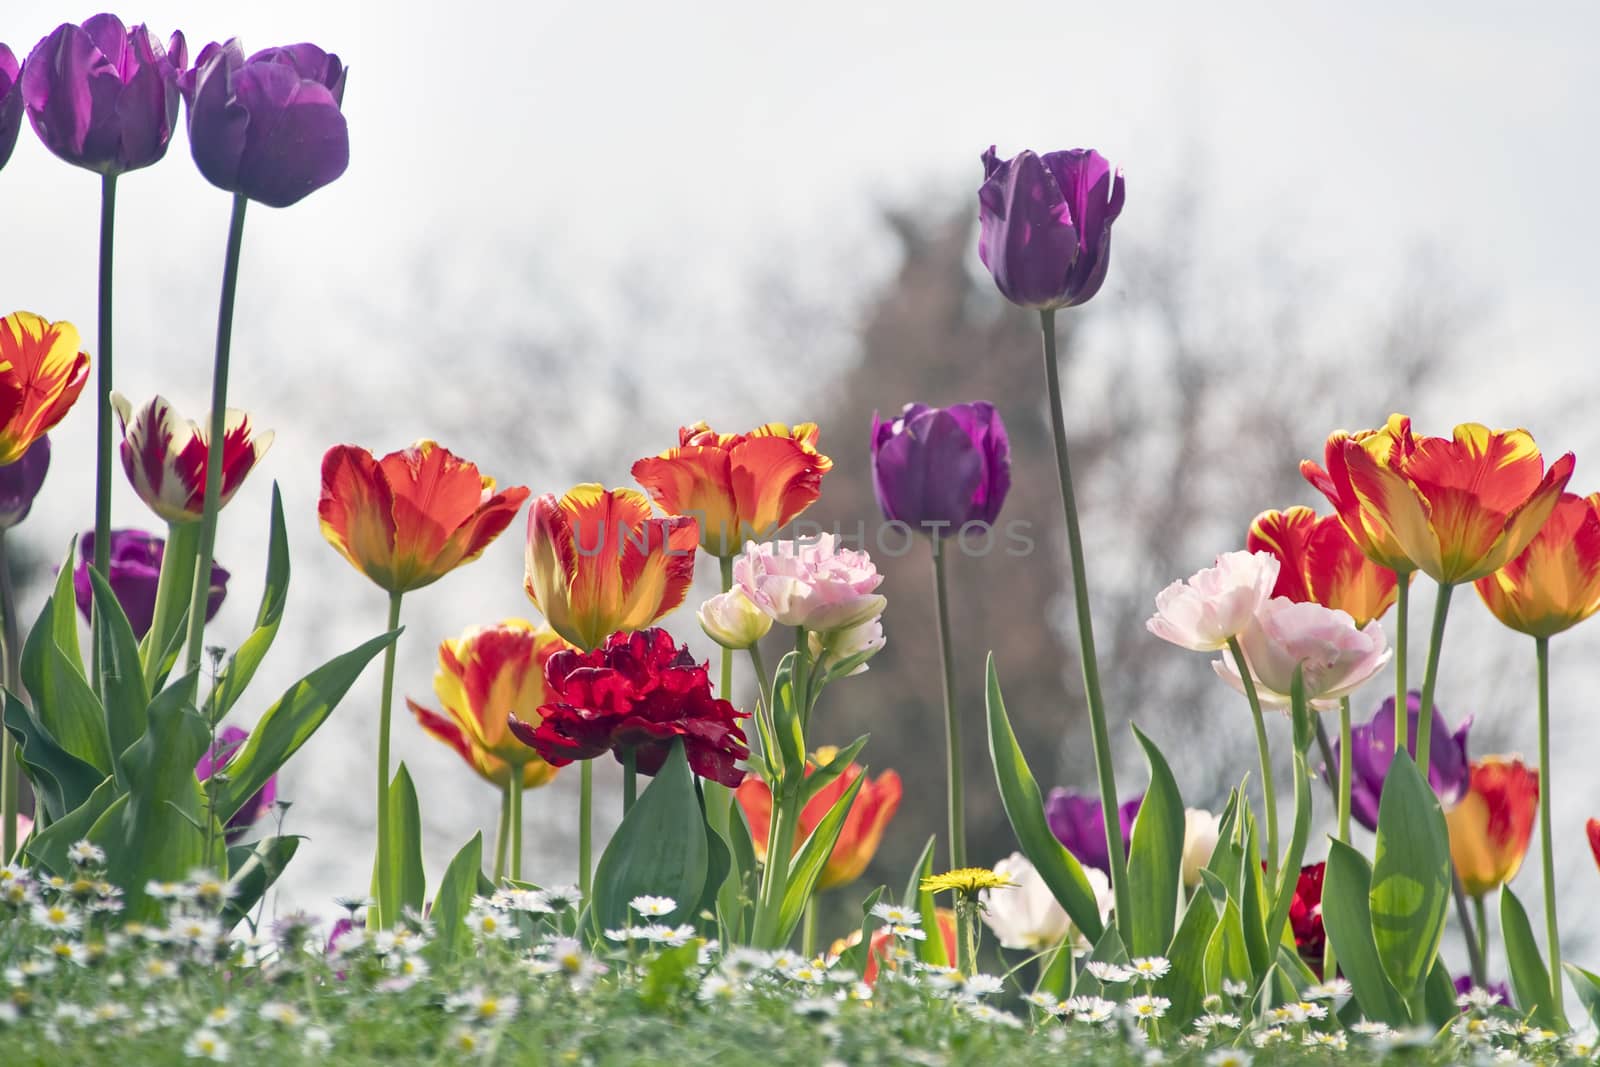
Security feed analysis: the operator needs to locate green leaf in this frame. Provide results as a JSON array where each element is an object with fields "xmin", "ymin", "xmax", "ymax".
[
  {"xmin": 426, "ymin": 833, "xmax": 485, "ymax": 964},
  {"xmin": 1422, "ymin": 958, "xmax": 1460, "ymax": 1028},
  {"xmin": 3, "ymin": 692, "xmax": 104, "ymax": 824},
  {"xmin": 839, "ymin": 885, "xmax": 886, "ymax": 977},
  {"xmin": 903, "ymin": 835, "xmax": 947, "ymax": 967},
  {"xmin": 24, "ymin": 778, "xmax": 121, "ymax": 876},
  {"xmin": 389, "ymin": 763, "xmax": 427, "ymax": 919},
  {"xmin": 641, "ymin": 941, "xmax": 702, "ymax": 1009},
  {"xmin": 87, "ymin": 566, "xmax": 151, "ymax": 763},
  {"xmin": 694, "ymin": 797, "xmax": 732, "ymax": 935},
  {"xmin": 1263, "ymin": 752, "xmax": 1313, "ymax": 955},
  {"xmin": 223, "ymin": 836, "xmax": 301, "ymax": 927},
  {"xmin": 1321, "ymin": 838, "xmax": 1409, "ymax": 1025},
  {"xmin": 800, "ymin": 734, "xmax": 870, "ymax": 805},
  {"xmin": 1501, "ymin": 887, "xmax": 1559, "ymax": 1028},
  {"xmin": 1369, "ymin": 751, "xmax": 1451, "ymax": 998},
  {"xmin": 1206, "ymin": 893, "xmax": 1254, "ymax": 991},
  {"xmin": 984, "ymin": 655, "xmax": 1106, "ymax": 943},
  {"xmin": 1564, "ymin": 962, "xmax": 1600, "ymax": 1032},
  {"xmin": 770, "ymin": 652, "xmax": 805, "ymax": 784},
  {"xmin": 1035, "ymin": 943, "xmax": 1075, "ymax": 1000},
  {"xmin": 716, "ymin": 801, "xmax": 758, "ymax": 944},
  {"xmin": 24, "ymin": 543, "xmax": 85, "ymax": 677},
  {"xmin": 1127, "ymin": 724, "xmax": 1184, "ymax": 957},
  {"xmin": 1156, "ymin": 885, "xmax": 1221, "ymax": 1027},
  {"xmin": 207, "ymin": 485, "xmax": 291, "ymax": 724},
  {"xmin": 215, "ymin": 629, "xmax": 399, "ymax": 822},
  {"xmin": 590, "ymin": 740, "xmax": 708, "ymax": 937},
  {"xmin": 777, "ymin": 772, "xmax": 865, "ymax": 939},
  {"xmin": 1236, "ymin": 809, "xmax": 1271, "ymax": 980}
]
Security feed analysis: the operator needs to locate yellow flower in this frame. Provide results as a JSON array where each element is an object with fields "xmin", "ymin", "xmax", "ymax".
[{"xmin": 920, "ymin": 867, "xmax": 1014, "ymax": 901}]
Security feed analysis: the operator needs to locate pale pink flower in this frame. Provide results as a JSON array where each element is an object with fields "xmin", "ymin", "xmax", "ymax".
[
  {"xmin": 734, "ymin": 533, "xmax": 885, "ymax": 632},
  {"xmin": 697, "ymin": 587, "xmax": 772, "ymax": 650},
  {"xmin": 1212, "ymin": 597, "xmax": 1391, "ymax": 709},
  {"xmin": 1146, "ymin": 551, "xmax": 1280, "ymax": 651}
]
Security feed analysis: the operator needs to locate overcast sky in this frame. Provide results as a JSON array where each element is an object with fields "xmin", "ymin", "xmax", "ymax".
[{"xmin": 3, "ymin": 0, "xmax": 1598, "ymax": 939}]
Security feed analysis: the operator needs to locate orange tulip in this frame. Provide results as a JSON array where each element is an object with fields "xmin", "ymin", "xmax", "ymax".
[
  {"xmin": 1474, "ymin": 492, "xmax": 1600, "ymax": 639},
  {"xmin": 830, "ymin": 907, "xmax": 957, "ymax": 982},
  {"xmin": 1248, "ymin": 505, "xmax": 1401, "ymax": 627},
  {"xmin": 736, "ymin": 747, "xmax": 902, "ymax": 892},
  {"xmin": 406, "ymin": 618, "xmax": 567, "ymax": 789},
  {"xmin": 1318, "ymin": 416, "xmax": 1573, "ymax": 586},
  {"xmin": 631, "ymin": 422, "xmax": 832, "ymax": 556},
  {"xmin": 1301, "ymin": 413, "xmax": 1420, "ymax": 573},
  {"xmin": 1447, "ymin": 757, "xmax": 1539, "ymax": 896},
  {"xmin": 523, "ymin": 484, "xmax": 698, "ymax": 651},
  {"xmin": 0, "ymin": 312, "xmax": 91, "ymax": 466},
  {"xmin": 318, "ymin": 440, "xmax": 529, "ymax": 593}
]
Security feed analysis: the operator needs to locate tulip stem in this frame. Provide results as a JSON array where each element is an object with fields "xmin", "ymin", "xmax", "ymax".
[
  {"xmin": 92, "ymin": 174, "xmax": 117, "ymax": 585},
  {"xmin": 1393, "ymin": 575, "xmax": 1409, "ymax": 755},
  {"xmin": 143, "ymin": 521, "xmax": 200, "ymax": 694},
  {"xmin": 1413, "ymin": 583, "xmax": 1454, "ymax": 782},
  {"xmin": 183, "ymin": 193, "xmax": 250, "ymax": 689},
  {"xmin": 1227, "ymin": 636, "xmax": 1278, "ymax": 884},
  {"xmin": 1452, "ymin": 870, "xmax": 1487, "ymax": 989},
  {"xmin": 719, "ymin": 556, "xmax": 735, "ymax": 698},
  {"xmin": 801, "ymin": 899, "xmax": 817, "ymax": 959},
  {"xmin": 1474, "ymin": 893, "xmax": 1490, "ymax": 975},
  {"xmin": 753, "ymin": 782, "xmax": 802, "ymax": 947},
  {"xmin": 622, "ymin": 747, "xmax": 637, "ymax": 814},
  {"xmin": 1337, "ymin": 697, "xmax": 1353, "ymax": 844},
  {"xmin": 578, "ymin": 761, "xmax": 592, "ymax": 902},
  {"xmin": 493, "ymin": 784, "xmax": 510, "ymax": 884},
  {"xmin": 931, "ymin": 543, "xmax": 965, "ymax": 871},
  {"xmin": 1535, "ymin": 635, "xmax": 1564, "ymax": 1021},
  {"xmin": 374, "ymin": 589, "xmax": 403, "ymax": 929},
  {"xmin": 0, "ymin": 530, "xmax": 21, "ymax": 860},
  {"xmin": 1038, "ymin": 309, "xmax": 1130, "ymax": 944},
  {"xmin": 510, "ymin": 761, "xmax": 524, "ymax": 882}
]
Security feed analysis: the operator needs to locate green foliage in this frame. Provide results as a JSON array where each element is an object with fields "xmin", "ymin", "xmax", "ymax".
[
  {"xmin": 591, "ymin": 741, "xmax": 709, "ymax": 938},
  {"xmin": 1369, "ymin": 752, "xmax": 1451, "ymax": 1000},
  {"xmin": 206, "ymin": 483, "xmax": 291, "ymax": 724},
  {"xmin": 1322, "ymin": 839, "xmax": 1409, "ymax": 1025},
  {"xmin": 1502, "ymin": 887, "xmax": 1559, "ymax": 1028},
  {"xmin": 426, "ymin": 833, "xmax": 485, "ymax": 964}
]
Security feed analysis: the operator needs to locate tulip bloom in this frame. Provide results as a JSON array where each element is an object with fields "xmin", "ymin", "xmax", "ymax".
[
  {"xmin": 1301, "ymin": 414, "xmax": 1421, "ymax": 573},
  {"xmin": 0, "ymin": 312, "xmax": 91, "ymax": 466},
  {"xmin": 1248, "ymin": 506, "xmax": 1400, "ymax": 627},
  {"xmin": 319, "ymin": 440, "xmax": 528, "ymax": 594},
  {"xmin": 631, "ymin": 422, "xmax": 832, "ymax": 557},
  {"xmin": 1474, "ymin": 492, "xmax": 1600, "ymax": 639},
  {"xmin": 697, "ymin": 587, "xmax": 772, "ymax": 650},
  {"xmin": 832, "ymin": 907, "xmax": 958, "ymax": 984},
  {"xmin": 1448, "ymin": 757, "xmax": 1538, "ymax": 896},
  {"xmin": 406, "ymin": 619, "xmax": 564, "ymax": 790},
  {"xmin": 734, "ymin": 533, "xmax": 886, "ymax": 633},
  {"xmin": 1181, "ymin": 808, "xmax": 1221, "ymax": 889},
  {"xmin": 1213, "ymin": 598, "xmax": 1391, "ymax": 710},
  {"xmin": 21, "ymin": 16, "xmax": 186, "ymax": 174},
  {"xmin": 979, "ymin": 852, "xmax": 1069, "ymax": 951},
  {"xmin": 73, "ymin": 529, "xmax": 227, "ymax": 639},
  {"xmin": 736, "ymin": 747, "xmax": 901, "ymax": 891},
  {"xmin": 1587, "ymin": 818, "xmax": 1600, "ymax": 877},
  {"xmin": 112, "ymin": 393, "xmax": 273, "ymax": 525},
  {"xmin": 509, "ymin": 628, "xmax": 749, "ymax": 787},
  {"xmin": 1146, "ymin": 551, "xmax": 1280, "ymax": 652},
  {"xmin": 1327, "ymin": 693, "xmax": 1471, "ymax": 832},
  {"xmin": 0, "ymin": 45, "xmax": 23, "ymax": 172},
  {"xmin": 869, "ymin": 402, "xmax": 1011, "ymax": 534},
  {"xmin": 524, "ymin": 484, "xmax": 698, "ymax": 652},
  {"xmin": 977, "ymin": 146, "xmax": 1124, "ymax": 310},
  {"xmin": 195, "ymin": 725, "xmax": 277, "ymax": 843},
  {"xmin": 1289, "ymin": 861, "xmax": 1326, "ymax": 966},
  {"xmin": 0, "ymin": 435, "xmax": 48, "ymax": 528},
  {"xmin": 808, "ymin": 617, "xmax": 886, "ymax": 677},
  {"xmin": 1045, "ymin": 788, "xmax": 1141, "ymax": 877},
  {"xmin": 182, "ymin": 40, "xmax": 349, "ymax": 208}
]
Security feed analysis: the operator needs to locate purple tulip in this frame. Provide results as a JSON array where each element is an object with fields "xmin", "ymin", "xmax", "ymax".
[
  {"xmin": 1045, "ymin": 788, "xmax": 1142, "ymax": 876},
  {"xmin": 1327, "ymin": 692, "xmax": 1472, "ymax": 832},
  {"xmin": 1453, "ymin": 974, "xmax": 1510, "ymax": 1007},
  {"xmin": 870, "ymin": 402, "xmax": 1011, "ymax": 535},
  {"xmin": 182, "ymin": 40, "xmax": 349, "ymax": 208},
  {"xmin": 196, "ymin": 725, "xmax": 277, "ymax": 843},
  {"xmin": 0, "ymin": 435, "xmax": 49, "ymax": 528},
  {"xmin": 0, "ymin": 45, "xmax": 23, "ymax": 172},
  {"xmin": 72, "ymin": 529, "xmax": 228, "ymax": 639},
  {"xmin": 977, "ymin": 146, "xmax": 1125, "ymax": 310},
  {"xmin": 21, "ymin": 15, "xmax": 186, "ymax": 174}
]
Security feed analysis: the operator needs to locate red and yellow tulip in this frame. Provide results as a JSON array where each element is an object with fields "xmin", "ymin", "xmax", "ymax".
[
  {"xmin": 1446, "ymin": 757, "xmax": 1539, "ymax": 896},
  {"xmin": 736, "ymin": 747, "xmax": 902, "ymax": 892},
  {"xmin": 406, "ymin": 618, "xmax": 566, "ymax": 789},
  {"xmin": 523, "ymin": 484, "xmax": 698, "ymax": 651},
  {"xmin": 0, "ymin": 312, "xmax": 91, "ymax": 466},
  {"xmin": 631, "ymin": 422, "xmax": 832, "ymax": 556},
  {"xmin": 319, "ymin": 440, "xmax": 529, "ymax": 593},
  {"xmin": 1301, "ymin": 414, "xmax": 1420, "ymax": 574},
  {"xmin": 111, "ymin": 392, "xmax": 273, "ymax": 524},
  {"xmin": 1248, "ymin": 505, "xmax": 1402, "ymax": 627},
  {"xmin": 1475, "ymin": 492, "xmax": 1600, "ymax": 639}
]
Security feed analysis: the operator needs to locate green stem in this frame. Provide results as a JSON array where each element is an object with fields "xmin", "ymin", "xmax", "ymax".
[
  {"xmin": 0, "ymin": 531, "xmax": 21, "ymax": 860},
  {"xmin": 801, "ymin": 898, "xmax": 817, "ymax": 959},
  {"xmin": 719, "ymin": 555, "xmax": 735, "ymax": 698},
  {"xmin": 754, "ymin": 784, "xmax": 801, "ymax": 947},
  {"xmin": 1228, "ymin": 636, "xmax": 1278, "ymax": 884},
  {"xmin": 143, "ymin": 521, "xmax": 200, "ymax": 693},
  {"xmin": 1413, "ymin": 583, "xmax": 1455, "ymax": 781},
  {"xmin": 1393, "ymin": 575, "xmax": 1409, "ymax": 753},
  {"xmin": 748, "ymin": 642, "xmax": 772, "ymax": 736},
  {"xmin": 1474, "ymin": 893, "xmax": 1490, "ymax": 976},
  {"xmin": 1451, "ymin": 870, "xmax": 1486, "ymax": 989},
  {"xmin": 578, "ymin": 760, "xmax": 592, "ymax": 901},
  {"xmin": 622, "ymin": 747, "xmax": 637, "ymax": 814},
  {"xmin": 1322, "ymin": 697, "xmax": 1354, "ymax": 983},
  {"xmin": 493, "ymin": 784, "xmax": 510, "ymax": 884},
  {"xmin": 182, "ymin": 193, "xmax": 249, "ymax": 687},
  {"xmin": 510, "ymin": 762, "xmax": 524, "ymax": 882},
  {"xmin": 1038, "ymin": 308, "xmax": 1129, "ymax": 942},
  {"xmin": 92, "ymin": 173, "xmax": 117, "ymax": 584},
  {"xmin": 374, "ymin": 590, "xmax": 403, "ymax": 928},
  {"xmin": 1536, "ymin": 635, "xmax": 1564, "ymax": 1020},
  {"xmin": 958, "ymin": 900, "xmax": 979, "ymax": 977},
  {"xmin": 931, "ymin": 543, "xmax": 965, "ymax": 870}
]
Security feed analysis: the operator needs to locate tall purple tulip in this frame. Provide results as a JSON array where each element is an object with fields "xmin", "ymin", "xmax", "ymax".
[
  {"xmin": 0, "ymin": 45, "xmax": 23, "ymax": 172},
  {"xmin": 1046, "ymin": 788, "xmax": 1142, "ymax": 877},
  {"xmin": 1327, "ymin": 692, "xmax": 1472, "ymax": 832},
  {"xmin": 870, "ymin": 402, "xmax": 1010, "ymax": 535},
  {"xmin": 21, "ymin": 15, "xmax": 186, "ymax": 174},
  {"xmin": 182, "ymin": 40, "xmax": 349, "ymax": 208},
  {"xmin": 0, "ymin": 436, "xmax": 49, "ymax": 529},
  {"xmin": 73, "ymin": 529, "xmax": 228, "ymax": 639},
  {"xmin": 977, "ymin": 146, "xmax": 1125, "ymax": 310},
  {"xmin": 196, "ymin": 725, "xmax": 277, "ymax": 843}
]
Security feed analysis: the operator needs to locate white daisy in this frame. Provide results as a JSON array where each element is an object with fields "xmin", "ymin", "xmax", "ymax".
[
  {"xmin": 629, "ymin": 895, "xmax": 678, "ymax": 917},
  {"xmin": 183, "ymin": 1029, "xmax": 230, "ymax": 1061},
  {"xmin": 1129, "ymin": 956, "xmax": 1171, "ymax": 979},
  {"xmin": 869, "ymin": 902, "xmax": 920, "ymax": 924}
]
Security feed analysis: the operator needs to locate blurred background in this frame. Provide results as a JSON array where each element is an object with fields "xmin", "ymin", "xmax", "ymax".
[{"xmin": 3, "ymin": 0, "xmax": 1598, "ymax": 974}]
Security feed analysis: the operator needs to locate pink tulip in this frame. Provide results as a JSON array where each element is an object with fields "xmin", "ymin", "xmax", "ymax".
[
  {"xmin": 1212, "ymin": 597, "xmax": 1390, "ymax": 709},
  {"xmin": 734, "ymin": 533, "xmax": 886, "ymax": 633},
  {"xmin": 1146, "ymin": 550, "xmax": 1280, "ymax": 652}
]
